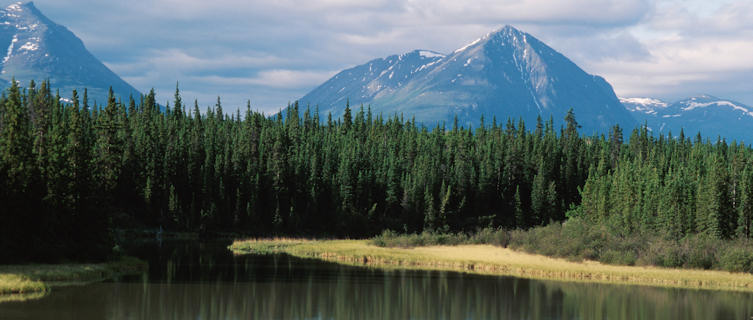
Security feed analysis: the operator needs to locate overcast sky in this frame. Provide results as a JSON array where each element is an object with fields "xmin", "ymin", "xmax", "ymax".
[{"xmin": 21, "ymin": 0, "xmax": 753, "ymax": 113}]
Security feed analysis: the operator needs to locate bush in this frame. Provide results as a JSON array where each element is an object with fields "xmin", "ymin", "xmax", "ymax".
[
  {"xmin": 682, "ymin": 236, "xmax": 717, "ymax": 270},
  {"xmin": 371, "ymin": 230, "xmax": 469, "ymax": 248},
  {"xmin": 642, "ymin": 241, "xmax": 685, "ymax": 268},
  {"xmin": 468, "ymin": 228, "xmax": 511, "ymax": 247},
  {"xmin": 600, "ymin": 249, "xmax": 637, "ymax": 266},
  {"xmin": 719, "ymin": 247, "xmax": 753, "ymax": 273},
  {"xmin": 371, "ymin": 222, "xmax": 753, "ymax": 274}
]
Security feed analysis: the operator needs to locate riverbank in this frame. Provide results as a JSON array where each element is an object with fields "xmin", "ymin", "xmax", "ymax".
[
  {"xmin": 0, "ymin": 256, "xmax": 147, "ymax": 301},
  {"xmin": 230, "ymin": 239, "xmax": 753, "ymax": 292}
]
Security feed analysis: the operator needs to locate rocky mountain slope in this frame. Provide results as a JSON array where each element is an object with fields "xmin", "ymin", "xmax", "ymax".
[
  {"xmin": 298, "ymin": 26, "xmax": 636, "ymax": 133},
  {"xmin": 0, "ymin": 2, "xmax": 140, "ymax": 104}
]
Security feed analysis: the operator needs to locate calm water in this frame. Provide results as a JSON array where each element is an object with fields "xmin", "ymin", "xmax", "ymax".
[{"xmin": 1, "ymin": 240, "xmax": 753, "ymax": 319}]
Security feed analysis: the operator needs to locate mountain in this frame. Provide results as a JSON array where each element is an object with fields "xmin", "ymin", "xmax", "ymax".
[
  {"xmin": 622, "ymin": 95, "xmax": 753, "ymax": 143},
  {"xmin": 300, "ymin": 49, "xmax": 446, "ymax": 118},
  {"xmin": 0, "ymin": 1, "xmax": 139, "ymax": 103},
  {"xmin": 298, "ymin": 25, "xmax": 636, "ymax": 133}
]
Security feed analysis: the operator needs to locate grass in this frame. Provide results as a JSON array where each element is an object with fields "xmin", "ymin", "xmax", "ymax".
[
  {"xmin": 230, "ymin": 238, "xmax": 753, "ymax": 292},
  {"xmin": 0, "ymin": 256, "xmax": 147, "ymax": 299},
  {"xmin": 372, "ymin": 221, "xmax": 753, "ymax": 274}
]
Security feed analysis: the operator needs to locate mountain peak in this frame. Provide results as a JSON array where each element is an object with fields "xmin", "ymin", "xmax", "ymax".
[
  {"xmin": 0, "ymin": 0, "xmax": 140, "ymax": 103},
  {"xmin": 298, "ymin": 26, "xmax": 635, "ymax": 133},
  {"xmin": 1, "ymin": 1, "xmax": 53, "ymax": 28},
  {"xmin": 4, "ymin": 1, "xmax": 39, "ymax": 14},
  {"xmin": 683, "ymin": 94, "xmax": 718, "ymax": 101},
  {"xmin": 493, "ymin": 25, "xmax": 523, "ymax": 36},
  {"xmin": 624, "ymin": 95, "xmax": 753, "ymax": 141},
  {"xmin": 490, "ymin": 25, "xmax": 536, "ymax": 46},
  {"xmin": 453, "ymin": 25, "xmax": 535, "ymax": 55}
]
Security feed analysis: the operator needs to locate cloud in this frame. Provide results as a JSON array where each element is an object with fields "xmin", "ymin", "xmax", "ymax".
[
  {"xmin": 194, "ymin": 70, "xmax": 337, "ymax": 89},
  {"xmin": 583, "ymin": 0, "xmax": 753, "ymax": 101},
  {"xmin": 107, "ymin": 49, "xmax": 287, "ymax": 74},
  {"xmin": 403, "ymin": 0, "xmax": 651, "ymax": 26},
  {"xmin": 19, "ymin": 0, "xmax": 753, "ymax": 112}
]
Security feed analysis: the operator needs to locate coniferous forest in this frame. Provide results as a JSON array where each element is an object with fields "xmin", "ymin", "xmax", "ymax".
[{"xmin": 1, "ymin": 79, "xmax": 753, "ymax": 263}]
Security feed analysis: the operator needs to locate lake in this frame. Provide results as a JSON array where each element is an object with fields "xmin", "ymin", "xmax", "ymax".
[{"xmin": 1, "ymin": 240, "xmax": 752, "ymax": 319}]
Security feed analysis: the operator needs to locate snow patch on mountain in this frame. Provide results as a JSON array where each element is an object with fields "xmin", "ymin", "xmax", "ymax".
[
  {"xmin": 419, "ymin": 50, "xmax": 444, "ymax": 58},
  {"xmin": 620, "ymin": 97, "xmax": 667, "ymax": 108},
  {"xmin": 624, "ymin": 95, "xmax": 753, "ymax": 142},
  {"xmin": 0, "ymin": 1, "xmax": 140, "ymax": 102},
  {"xmin": 682, "ymin": 100, "xmax": 753, "ymax": 117},
  {"xmin": 297, "ymin": 25, "xmax": 636, "ymax": 134},
  {"xmin": 19, "ymin": 40, "xmax": 37, "ymax": 51},
  {"xmin": 455, "ymin": 38, "xmax": 482, "ymax": 53},
  {"xmin": 6, "ymin": 3, "xmax": 22, "ymax": 12},
  {"xmin": 3, "ymin": 34, "xmax": 17, "ymax": 64},
  {"xmin": 620, "ymin": 97, "xmax": 667, "ymax": 115}
]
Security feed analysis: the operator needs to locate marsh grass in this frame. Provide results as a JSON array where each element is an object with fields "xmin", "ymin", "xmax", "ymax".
[
  {"xmin": 370, "ymin": 219, "xmax": 753, "ymax": 275},
  {"xmin": 371, "ymin": 229, "xmax": 511, "ymax": 248},
  {"xmin": 504, "ymin": 219, "xmax": 753, "ymax": 274},
  {"xmin": 230, "ymin": 238, "xmax": 753, "ymax": 292},
  {"xmin": 0, "ymin": 256, "xmax": 147, "ymax": 297}
]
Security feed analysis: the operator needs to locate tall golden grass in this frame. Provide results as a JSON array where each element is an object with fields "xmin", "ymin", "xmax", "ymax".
[
  {"xmin": 0, "ymin": 256, "xmax": 147, "ymax": 298},
  {"xmin": 230, "ymin": 239, "xmax": 753, "ymax": 292}
]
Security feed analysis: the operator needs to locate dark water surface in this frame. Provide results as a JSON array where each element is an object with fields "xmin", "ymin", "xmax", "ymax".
[{"xmin": 1, "ymin": 240, "xmax": 753, "ymax": 319}]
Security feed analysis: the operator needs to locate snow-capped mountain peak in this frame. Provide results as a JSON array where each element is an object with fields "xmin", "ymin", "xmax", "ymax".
[
  {"xmin": 623, "ymin": 95, "xmax": 753, "ymax": 142},
  {"xmin": 0, "ymin": 1, "xmax": 139, "ymax": 103},
  {"xmin": 452, "ymin": 25, "xmax": 526, "ymax": 54},
  {"xmin": 619, "ymin": 97, "xmax": 668, "ymax": 115},
  {"xmin": 298, "ymin": 25, "xmax": 636, "ymax": 133},
  {"xmin": 676, "ymin": 95, "xmax": 753, "ymax": 117},
  {"xmin": 0, "ymin": 2, "xmax": 49, "ymax": 66}
]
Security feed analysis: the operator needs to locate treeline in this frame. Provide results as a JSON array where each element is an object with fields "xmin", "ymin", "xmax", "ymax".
[
  {"xmin": 578, "ymin": 127, "xmax": 753, "ymax": 240},
  {"xmin": 1, "ymin": 79, "xmax": 752, "ymax": 262}
]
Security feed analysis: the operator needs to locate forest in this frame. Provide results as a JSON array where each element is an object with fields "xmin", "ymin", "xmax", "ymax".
[{"xmin": 1, "ymin": 79, "xmax": 752, "ymax": 263}]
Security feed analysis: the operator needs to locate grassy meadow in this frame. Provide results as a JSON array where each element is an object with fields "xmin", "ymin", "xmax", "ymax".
[
  {"xmin": 230, "ymin": 239, "xmax": 753, "ymax": 292},
  {"xmin": 0, "ymin": 256, "xmax": 147, "ymax": 300}
]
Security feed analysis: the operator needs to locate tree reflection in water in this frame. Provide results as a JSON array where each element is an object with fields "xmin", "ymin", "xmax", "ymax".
[{"xmin": 1, "ymin": 241, "xmax": 751, "ymax": 320}]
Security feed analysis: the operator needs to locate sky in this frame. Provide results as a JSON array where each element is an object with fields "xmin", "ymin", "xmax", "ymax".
[{"xmin": 20, "ymin": 0, "xmax": 753, "ymax": 113}]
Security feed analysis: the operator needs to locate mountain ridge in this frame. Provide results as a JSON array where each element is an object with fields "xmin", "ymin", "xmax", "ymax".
[
  {"xmin": 297, "ymin": 25, "xmax": 636, "ymax": 133},
  {"xmin": 0, "ymin": 1, "xmax": 140, "ymax": 103},
  {"xmin": 622, "ymin": 95, "xmax": 753, "ymax": 142}
]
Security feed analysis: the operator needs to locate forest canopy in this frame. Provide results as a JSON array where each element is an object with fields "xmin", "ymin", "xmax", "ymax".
[{"xmin": 1, "ymin": 80, "xmax": 751, "ymax": 262}]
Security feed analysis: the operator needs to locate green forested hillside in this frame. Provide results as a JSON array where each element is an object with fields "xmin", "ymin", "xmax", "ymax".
[{"xmin": 1, "ymin": 80, "xmax": 751, "ymax": 262}]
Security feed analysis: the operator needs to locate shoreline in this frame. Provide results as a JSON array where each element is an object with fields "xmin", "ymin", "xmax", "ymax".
[
  {"xmin": 229, "ymin": 239, "xmax": 753, "ymax": 292},
  {"xmin": 0, "ymin": 256, "xmax": 147, "ymax": 302}
]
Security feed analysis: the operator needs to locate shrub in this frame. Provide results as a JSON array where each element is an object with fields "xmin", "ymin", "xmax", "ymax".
[
  {"xmin": 468, "ymin": 228, "xmax": 511, "ymax": 247},
  {"xmin": 682, "ymin": 235, "xmax": 717, "ymax": 270},
  {"xmin": 719, "ymin": 247, "xmax": 753, "ymax": 273},
  {"xmin": 600, "ymin": 249, "xmax": 637, "ymax": 266},
  {"xmin": 371, "ymin": 230, "xmax": 469, "ymax": 248},
  {"xmin": 371, "ymin": 221, "xmax": 753, "ymax": 274}
]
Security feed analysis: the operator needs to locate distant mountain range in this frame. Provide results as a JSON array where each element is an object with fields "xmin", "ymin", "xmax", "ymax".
[
  {"xmin": 298, "ymin": 25, "xmax": 636, "ymax": 134},
  {"xmin": 297, "ymin": 25, "xmax": 753, "ymax": 142},
  {"xmin": 621, "ymin": 95, "xmax": 753, "ymax": 143},
  {"xmin": 0, "ymin": 2, "xmax": 139, "ymax": 104},
  {"xmin": 1, "ymin": 2, "xmax": 750, "ymax": 142}
]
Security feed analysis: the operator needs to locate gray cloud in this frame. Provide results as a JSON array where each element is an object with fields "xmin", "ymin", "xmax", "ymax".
[{"xmin": 16, "ymin": 0, "xmax": 753, "ymax": 112}]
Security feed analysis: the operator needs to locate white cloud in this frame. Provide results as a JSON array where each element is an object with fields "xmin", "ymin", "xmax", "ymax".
[
  {"xmin": 581, "ymin": 0, "xmax": 753, "ymax": 101},
  {"xmin": 107, "ymin": 49, "xmax": 287, "ymax": 74},
  {"xmin": 194, "ymin": 70, "xmax": 337, "ymax": 89},
  {"xmin": 23, "ymin": 0, "xmax": 753, "ymax": 110},
  {"xmin": 404, "ymin": 0, "xmax": 651, "ymax": 26}
]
